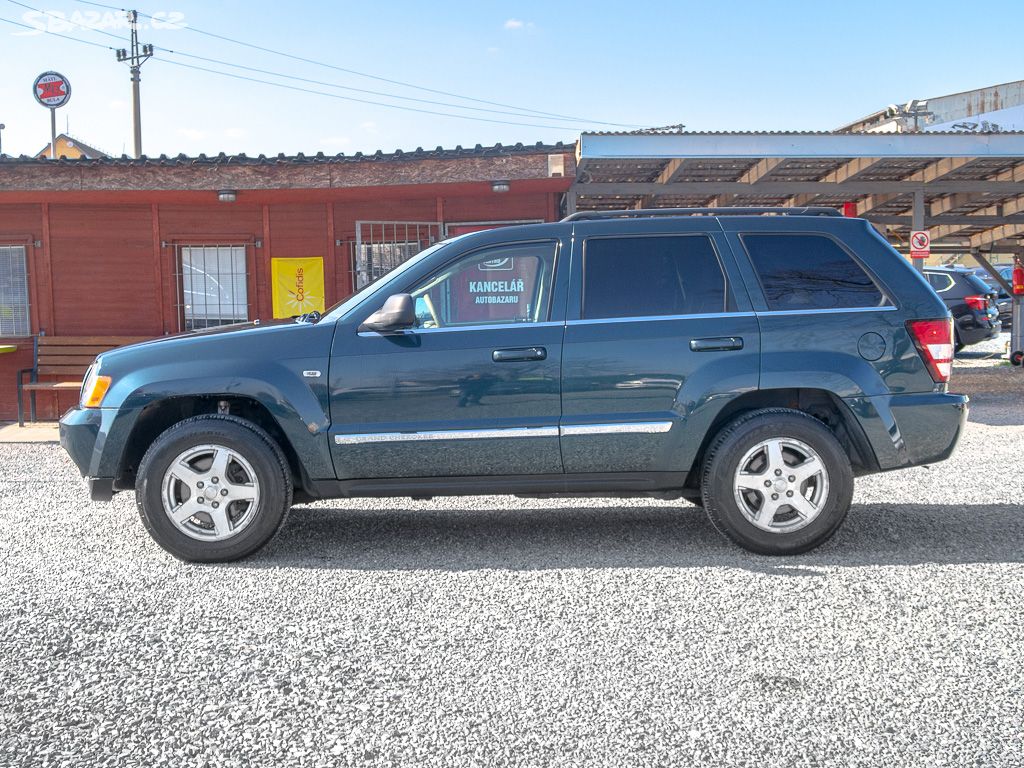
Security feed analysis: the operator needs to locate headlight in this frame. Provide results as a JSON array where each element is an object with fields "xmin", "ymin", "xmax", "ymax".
[{"xmin": 80, "ymin": 364, "xmax": 112, "ymax": 408}]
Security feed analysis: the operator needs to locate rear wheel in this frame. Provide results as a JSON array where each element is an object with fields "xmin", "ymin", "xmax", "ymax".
[
  {"xmin": 136, "ymin": 415, "xmax": 292, "ymax": 562},
  {"xmin": 701, "ymin": 409, "xmax": 853, "ymax": 555}
]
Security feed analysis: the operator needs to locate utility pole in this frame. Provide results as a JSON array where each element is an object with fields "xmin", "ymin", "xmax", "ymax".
[
  {"xmin": 0, "ymin": 124, "xmax": 5, "ymax": 156},
  {"xmin": 115, "ymin": 11, "xmax": 153, "ymax": 159}
]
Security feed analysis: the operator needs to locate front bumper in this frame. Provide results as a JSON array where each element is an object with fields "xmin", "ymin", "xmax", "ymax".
[
  {"xmin": 845, "ymin": 391, "xmax": 969, "ymax": 471},
  {"xmin": 59, "ymin": 406, "xmax": 126, "ymax": 501}
]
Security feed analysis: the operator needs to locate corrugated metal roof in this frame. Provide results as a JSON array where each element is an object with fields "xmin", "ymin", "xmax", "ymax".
[
  {"xmin": 0, "ymin": 140, "xmax": 572, "ymax": 165},
  {"xmin": 580, "ymin": 129, "xmax": 1024, "ymax": 136}
]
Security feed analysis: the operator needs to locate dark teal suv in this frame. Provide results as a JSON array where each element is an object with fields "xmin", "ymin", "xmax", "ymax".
[{"xmin": 60, "ymin": 208, "xmax": 968, "ymax": 562}]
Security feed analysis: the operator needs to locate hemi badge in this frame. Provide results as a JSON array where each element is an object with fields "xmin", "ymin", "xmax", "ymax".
[{"xmin": 302, "ymin": 370, "xmax": 322, "ymax": 378}]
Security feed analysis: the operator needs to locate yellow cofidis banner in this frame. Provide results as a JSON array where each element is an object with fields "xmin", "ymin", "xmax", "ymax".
[{"xmin": 271, "ymin": 257, "xmax": 325, "ymax": 318}]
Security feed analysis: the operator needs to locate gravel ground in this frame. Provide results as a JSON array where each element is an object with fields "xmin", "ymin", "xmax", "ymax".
[{"xmin": 2, "ymin": 335, "xmax": 1023, "ymax": 767}]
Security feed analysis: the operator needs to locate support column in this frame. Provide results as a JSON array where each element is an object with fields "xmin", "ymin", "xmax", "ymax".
[{"xmin": 912, "ymin": 188, "xmax": 925, "ymax": 272}]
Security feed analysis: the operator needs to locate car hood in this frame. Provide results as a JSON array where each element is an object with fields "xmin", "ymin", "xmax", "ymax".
[{"xmin": 93, "ymin": 319, "xmax": 335, "ymax": 377}]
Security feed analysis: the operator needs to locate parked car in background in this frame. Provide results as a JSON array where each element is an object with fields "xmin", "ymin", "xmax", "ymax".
[
  {"xmin": 923, "ymin": 267, "xmax": 1001, "ymax": 349},
  {"xmin": 964, "ymin": 265, "xmax": 1013, "ymax": 329}
]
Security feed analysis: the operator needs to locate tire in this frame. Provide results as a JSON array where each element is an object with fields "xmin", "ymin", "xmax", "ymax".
[
  {"xmin": 1011, "ymin": 350, "xmax": 1024, "ymax": 367},
  {"xmin": 136, "ymin": 415, "xmax": 293, "ymax": 562},
  {"xmin": 700, "ymin": 408, "xmax": 853, "ymax": 555}
]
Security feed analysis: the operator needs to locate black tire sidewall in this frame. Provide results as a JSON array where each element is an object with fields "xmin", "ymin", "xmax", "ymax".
[
  {"xmin": 136, "ymin": 416, "xmax": 292, "ymax": 562},
  {"xmin": 702, "ymin": 410, "xmax": 853, "ymax": 555}
]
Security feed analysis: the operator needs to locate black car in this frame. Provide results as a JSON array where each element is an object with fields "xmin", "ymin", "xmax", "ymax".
[
  {"xmin": 60, "ymin": 208, "xmax": 969, "ymax": 562},
  {"xmin": 923, "ymin": 267, "xmax": 1001, "ymax": 349},
  {"xmin": 991, "ymin": 266, "xmax": 1014, "ymax": 330}
]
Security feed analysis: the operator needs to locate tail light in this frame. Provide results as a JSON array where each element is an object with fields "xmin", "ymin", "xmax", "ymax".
[
  {"xmin": 964, "ymin": 295, "xmax": 989, "ymax": 311},
  {"xmin": 907, "ymin": 318, "xmax": 954, "ymax": 383}
]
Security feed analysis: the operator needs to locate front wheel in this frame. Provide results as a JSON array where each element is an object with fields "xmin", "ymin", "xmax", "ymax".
[
  {"xmin": 701, "ymin": 409, "xmax": 853, "ymax": 555},
  {"xmin": 136, "ymin": 415, "xmax": 293, "ymax": 562}
]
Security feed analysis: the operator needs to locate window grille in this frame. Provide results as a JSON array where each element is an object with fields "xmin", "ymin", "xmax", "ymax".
[
  {"xmin": 174, "ymin": 245, "xmax": 249, "ymax": 332},
  {"xmin": 354, "ymin": 221, "xmax": 441, "ymax": 288},
  {"xmin": 0, "ymin": 245, "xmax": 30, "ymax": 337}
]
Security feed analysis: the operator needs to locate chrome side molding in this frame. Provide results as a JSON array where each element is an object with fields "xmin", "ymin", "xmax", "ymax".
[
  {"xmin": 333, "ymin": 421, "xmax": 674, "ymax": 445},
  {"xmin": 334, "ymin": 426, "xmax": 558, "ymax": 445},
  {"xmin": 559, "ymin": 421, "xmax": 673, "ymax": 436}
]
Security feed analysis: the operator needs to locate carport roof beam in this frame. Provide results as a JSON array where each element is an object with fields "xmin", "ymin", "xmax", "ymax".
[{"xmin": 577, "ymin": 132, "xmax": 1024, "ymax": 161}]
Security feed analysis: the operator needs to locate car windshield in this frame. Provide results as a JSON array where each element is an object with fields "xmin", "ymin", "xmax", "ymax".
[{"xmin": 320, "ymin": 237, "xmax": 463, "ymax": 322}]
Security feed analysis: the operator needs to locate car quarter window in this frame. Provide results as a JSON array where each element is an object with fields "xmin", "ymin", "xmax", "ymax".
[
  {"xmin": 741, "ymin": 233, "xmax": 890, "ymax": 311},
  {"xmin": 408, "ymin": 240, "xmax": 557, "ymax": 328},
  {"xmin": 926, "ymin": 272, "xmax": 954, "ymax": 293},
  {"xmin": 582, "ymin": 234, "xmax": 729, "ymax": 320}
]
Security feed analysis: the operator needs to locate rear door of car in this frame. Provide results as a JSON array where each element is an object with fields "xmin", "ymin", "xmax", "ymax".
[
  {"xmin": 558, "ymin": 218, "xmax": 760, "ymax": 479},
  {"xmin": 719, "ymin": 217, "xmax": 909, "ymax": 396}
]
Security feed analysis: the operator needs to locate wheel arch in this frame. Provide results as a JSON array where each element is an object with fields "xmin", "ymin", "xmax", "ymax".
[
  {"xmin": 116, "ymin": 395, "xmax": 315, "ymax": 500},
  {"xmin": 686, "ymin": 387, "xmax": 879, "ymax": 489}
]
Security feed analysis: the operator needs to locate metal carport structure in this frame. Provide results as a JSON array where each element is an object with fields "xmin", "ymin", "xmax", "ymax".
[
  {"xmin": 569, "ymin": 130, "xmax": 1024, "ymax": 365},
  {"xmin": 569, "ymin": 131, "xmax": 1024, "ymax": 259}
]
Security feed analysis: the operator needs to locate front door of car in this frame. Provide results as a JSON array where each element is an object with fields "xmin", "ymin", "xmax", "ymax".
[
  {"xmin": 559, "ymin": 221, "xmax": 760, "ymax": 479},
  {"xmin": 328, "ymin": 236, "xmax": 569, "ymax": 480}
]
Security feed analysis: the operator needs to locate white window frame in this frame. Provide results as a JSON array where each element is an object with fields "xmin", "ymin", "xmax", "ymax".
[
  {"xmin": 0, "ymin": 244, "xmax": 31, "ymax": 337},
  {"xmin": 174, "ymin": 244, "xmax": 250, "ymax": 332}
]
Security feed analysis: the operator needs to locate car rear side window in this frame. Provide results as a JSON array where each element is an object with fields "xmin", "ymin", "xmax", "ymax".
[
  {"xmin": 741, "ymin": 233, "xmax": 889, "ymax": 311},
  {"xmin": 926, "ymin": 272, "xmax": 955, "ymax": 293},
  {"xmin": 583, "ymin": 235, "xmax": 728, "ymax": 319}
]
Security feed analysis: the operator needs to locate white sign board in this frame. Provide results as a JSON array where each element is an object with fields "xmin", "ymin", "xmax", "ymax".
[
  {"xmin": 910, "ymin": 230, "xmax": 930, "ymax": 259},
  {"xmin": 33, "ymin": 71, "xmax": 71, "ymax": 109}
]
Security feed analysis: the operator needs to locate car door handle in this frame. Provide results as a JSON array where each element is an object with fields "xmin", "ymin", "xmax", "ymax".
[
  {"xmin": 689, "ymin": 336, "xmax": 744, "ymax": 352},
  {"xmin": 492, "ymin": 346, "xmax": 547, "ymax": 362}
]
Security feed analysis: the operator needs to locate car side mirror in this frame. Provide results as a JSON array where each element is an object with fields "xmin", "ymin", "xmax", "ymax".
[{"xmin": 359, "ymin": 293, "xmax": 416, "ymax": 333}]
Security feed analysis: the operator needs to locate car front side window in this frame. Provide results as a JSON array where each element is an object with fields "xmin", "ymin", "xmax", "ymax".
[{"xmin": 408, "ymin": 241, "xmax": 558, "ymax": 329}]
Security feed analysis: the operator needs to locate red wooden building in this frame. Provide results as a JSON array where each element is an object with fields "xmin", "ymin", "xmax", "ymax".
[{"xmin": 0, "ymin": 142, "xmax": 575, "ymax": 421}]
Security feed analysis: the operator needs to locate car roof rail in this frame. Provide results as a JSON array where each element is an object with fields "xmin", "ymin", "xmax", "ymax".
[{"xmin": 562, "ymin": 206, "xmax": 845, "ymax": 222}]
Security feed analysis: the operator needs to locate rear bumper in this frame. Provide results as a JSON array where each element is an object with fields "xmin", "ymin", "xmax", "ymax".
[
  {"xmin": 845, "ymin": 391, "xmax": 969, "ymax": 471},
  {"xmin": 957, "ymin": 315, "xmax": 1001, "ymax": 346}
]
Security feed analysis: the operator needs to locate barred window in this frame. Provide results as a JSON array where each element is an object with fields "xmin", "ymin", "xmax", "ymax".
[
  {"xmin": 0, "ymin": 245, "xmax": 30, "ymax": 337},
  {"xmin": 176, "ymin": 245, "xmax": 249, "ymax": 332}
]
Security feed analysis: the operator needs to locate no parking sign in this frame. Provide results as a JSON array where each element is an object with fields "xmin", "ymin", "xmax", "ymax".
[{"xmin": 910, "ymin": 230, "xmax": 930, "ymax": 259}]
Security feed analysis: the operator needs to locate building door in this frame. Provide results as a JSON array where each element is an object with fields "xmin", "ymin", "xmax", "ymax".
[
  {"xmin": 328, "ymin": 235, "xmax": 569, "ymax": 480},
  {"xmin": 559, "ymin": 222, "xmax": 760, "ymax": 478}
]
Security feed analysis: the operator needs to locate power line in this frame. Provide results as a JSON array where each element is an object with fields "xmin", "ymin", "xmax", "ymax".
[
  {"xmin": 0, "ymin": 14, "xmax": 583, "ymax": 131},
  {"xmin": 155, "ymin": 46, "xmax": 590, "ymax": 123},
  {"xmin": 0, "ymin": 14, "xmax": 115, "ymax": 50},
  {"xmin": 156, "ymin": 58, "xmax": 582, "ymax": 131},
  {"xmin": 9, "ymin": 0, "xmax": 582, "ymax": 123},
  {"xmin": 6, "ymin": 0, "xmax": 123, "ymax": 40},
  {"xmin": 5, "ymin": 0, "xmax": 618, "ymax": 127},
  {"xmin": 10, "ymin": 0, "xmax": 588, "ymax": 124},
  {"xmin": 71, "ymin": 0, "xmax": 639, "ymax": 127}
]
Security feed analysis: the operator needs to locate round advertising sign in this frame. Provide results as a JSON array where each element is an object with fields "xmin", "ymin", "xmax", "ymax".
[{"xmin": 33, "ymin": 71, "xmax": 72, "ymax": 109}]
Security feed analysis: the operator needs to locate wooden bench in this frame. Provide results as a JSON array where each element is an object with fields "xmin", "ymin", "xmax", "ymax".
[{"xmin": 16, "ymin": 336, "xmax": 151, "ymax": 426}]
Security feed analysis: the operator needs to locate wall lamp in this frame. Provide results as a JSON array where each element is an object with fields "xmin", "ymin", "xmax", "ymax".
[
  {"xmin": 491, "ymin": 180, "xmax": 510, "ymax": 193},
  {"xmin": 218, "ymin": 189, "xmax": 238, "ymax": 203}
]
